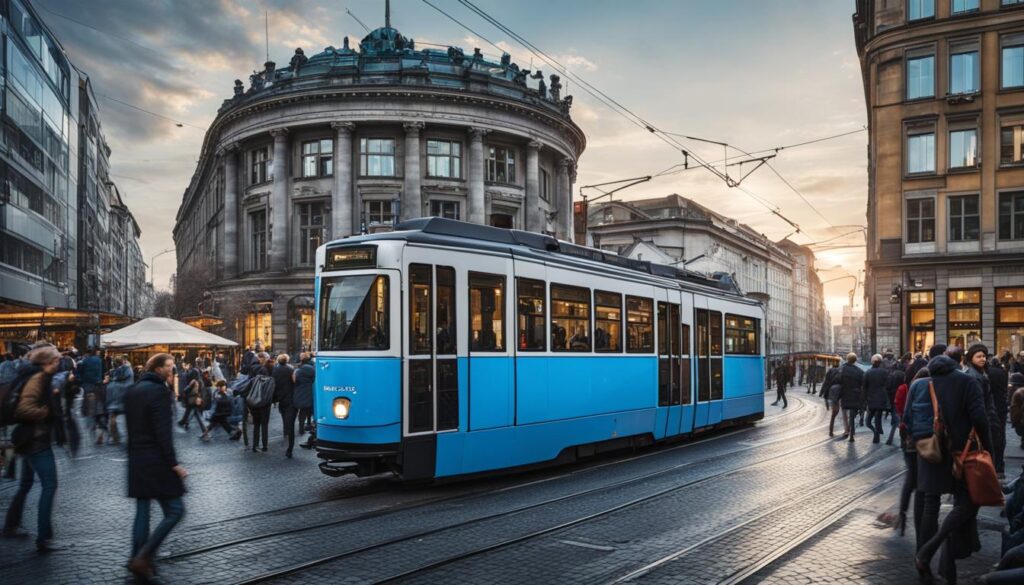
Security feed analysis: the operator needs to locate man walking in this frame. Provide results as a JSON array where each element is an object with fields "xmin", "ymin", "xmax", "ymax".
[
  {"xmin": 772, "ymin": 360, "xmax": 790, "ymax": 408},
  {"xmin": 124, "ymin": 353, "xmax": 187, "ymax": 580}
]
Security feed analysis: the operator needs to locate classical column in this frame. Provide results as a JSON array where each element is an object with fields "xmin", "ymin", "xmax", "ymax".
[
  {"xmin": 467, "ymin": 127, "xmax": 489, "ymax": 225},
  {"xmin": 525, "ymin": 140, "xmax": 541, "ymax": 233},
  {"xmin": 402, "ymin": 122, "xmax": 425, "ymax": 221},
  {"xmin": 331, "ymin": 122, "xmax": 355, "ymax": 238},
  {"xmin": 269, "ymin": 128, "xmax": 289, "ymax": 271},
  {"xmin": 221, "ymin": 143, "xmax": 239, "ymax": 279},
  {"xmin": 556, "ymin": 157, "xmax": 572, "ymax": 242}
]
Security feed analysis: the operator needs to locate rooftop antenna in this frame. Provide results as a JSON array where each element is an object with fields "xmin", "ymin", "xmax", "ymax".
[
  {"xmin": 385, "ymin": 0, "xmax": 391, "ymax": 28},
  {"xmin": 264, "ymin": 10, "xmax": 269, "ymax": 62}
]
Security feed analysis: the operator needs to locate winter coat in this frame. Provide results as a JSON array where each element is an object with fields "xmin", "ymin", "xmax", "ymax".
[
  {"xmin": 838, "ymin": 363, "xmax": 864, "ymax": 409},
  {"xmin": 774, "ymin": 364, "xmax": 790, "ymax": 386},
  {"xmin": 0, "ymin": 359, "xmax": 19, "ymax": 383},
  {"xmin": 11, "ymin": 366, "xmax": 57, "ymax": 455},
  {"xmin": 905, "ymin": 355, "xmax": 992, "ymax": 495},
  {"xmin": 965, "ymin": 366, "xmax": 1000, "ymax": 443},
  {"xmin": 293, "ymin": 362, "xmax": 315, "ymax": 409},
  {"xmin": 241, "ymin": 350, "xmax": 256, "ymax": 374},
  {"xmin": 894, "ymin": 383, "xmax": 909, "ymax": 421},
  {"xmin": 124, "ymin": 372, "xmax": 184, "ymax": 499},
  {"xmin": 990, "ymin": 363, "xmax": 1010, "ymax": 424},
  {"xmin": 906, "ymin": 357, "xmax": 928, "ymax": 381},
  {"xmin": 886, "ymin": 370, "xmax": 905, "ymax": 408},
  {"xmin": 862, "ymin": 365, "xmax": 890, "ymax": 410},
  {"xmin": 212, "ymin": 391, "xmax": 233, "ymax": 417},
  {"xmin": 272, "ymin": 363, "xmax": 295, "ymax": 407},
  {"xmin": 1011, "ymin": 386, "xmax": 1024, "ymax": 428},
  {"xmin": 105, "ymin": 363, "xmax": 134, "ymax": 413},
  {"xmin": 75, "ymin": 354, "xmax": 103, "ymax": 386}
]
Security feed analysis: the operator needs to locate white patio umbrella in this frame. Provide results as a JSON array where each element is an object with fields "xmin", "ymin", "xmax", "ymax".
[{"xmin": 100, "ymin": 317, "xmax": 238, "ymax": 349}]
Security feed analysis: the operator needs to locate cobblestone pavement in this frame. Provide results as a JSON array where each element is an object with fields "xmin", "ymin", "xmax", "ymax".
[{"xmin": 4, "ymin": 387, "xmax": 997, "ymax": 585}]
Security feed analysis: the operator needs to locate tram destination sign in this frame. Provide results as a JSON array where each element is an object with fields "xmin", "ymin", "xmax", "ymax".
[{"xmin": 326, "ymin": 246, "xmax": 377, "ymax": 270}]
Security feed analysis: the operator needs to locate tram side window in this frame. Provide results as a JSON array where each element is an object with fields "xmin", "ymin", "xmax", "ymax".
[
  {"xmin": 725, "ymin": 314, "xmax": 759, "ymax": 355},
  {"xmin": 626, "ymin": 296, "xmax": 654, "ymax": 353},
  {"xmin": 470, "ymin": 272, "xmax": 505, "ymax": 351},
  {"xmin": 516, "ymin": 278, "xmax": 546, "ymax": 351},
  {"xmin": 319, "ymin": 275, "xmax": 389, "ymax": 350},
  {"xmin": 436, "ymin": 266, "xmax": 456, "ymax": 354},
  {"xmin": 410, "ymin": 264, "xmax": 432, "ymax": 355},
  {"xmin": 551, "ymin": 284, "xmax": 591, "ymax": 352},
  {"xmin": 594, "ymin": 291, "xmax": 622, "ymax": 353},
  {"xmin": 709, "ymin": 311, "xmax": 723, "ymax": 356}
]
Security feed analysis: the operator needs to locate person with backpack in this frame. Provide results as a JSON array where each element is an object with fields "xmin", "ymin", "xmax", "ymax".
[
  {"xmin": 272, "ymin": 354, "xmax": 296, "ymax": 458},
  {"xmin": 179, "ymin": 374, "xmax": 208, "ymax": 438},
  {"xmin": 1, "ymin": 345, "xmax": 68, "ymax": 551},
  {"xmin": 243, "ymin": 352, "xmax": 274, "ymax": 452},
  {"xmin": 906, "ymin": 349, "xmax": 993, "ymax": 584},
  {"xmin": 124, "ymin": 353, "xmax": 187, "ymax": 580}
]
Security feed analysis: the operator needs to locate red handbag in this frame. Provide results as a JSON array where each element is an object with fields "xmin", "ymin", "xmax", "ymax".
[{"xmin": 953, "ymin": 429, "xmax": 1004, "ymax": 507}]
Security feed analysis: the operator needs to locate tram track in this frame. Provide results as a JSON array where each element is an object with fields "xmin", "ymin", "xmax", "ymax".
[
  {"xmin": 166, "ymin": 392, "xmax": 816, "ymax": 561},
  {"xmin": 217, "ymin": 409, "xmax": 844, "ymax": 585}
]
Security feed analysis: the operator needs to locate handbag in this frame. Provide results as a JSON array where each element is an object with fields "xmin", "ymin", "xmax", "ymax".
[
  {"xmin": 916, "ymin": 381, "xmax": 946, "ymax": 464},
  {"xmin": 953, "ymin": 429, "xmax": 1004, "ymax": 507}
]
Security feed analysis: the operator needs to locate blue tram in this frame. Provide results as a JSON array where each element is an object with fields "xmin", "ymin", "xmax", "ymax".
[{"xmin": 312, "ymin": 218, "xmax": 765, "ymax": 480}]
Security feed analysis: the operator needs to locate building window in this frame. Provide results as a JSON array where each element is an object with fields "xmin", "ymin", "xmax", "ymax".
[
  {"xmin": 469, "ymin": 272, "xmax": 505, "ymax": 352},
  {"xmin": 426, "ymin": 139, "xmax": 461, "ymax": 178},
  {"xmin": 1003, "ymin": 41, "xmax": 1024, "ymax": 88},
  {"xmin": 907, "ymin": 55, "xmax": 935, "ymax": 100},
  {"xmin": 948, "ymin": 289, "xmax": 982, "ymax": 347},
  {"xmin": 296, "ymin": 201, "xmax": 326, "ymax": 265},
  {"xmin": 365, "ymin": 200, "xmax": 395, "ymax": 226},
  {"xmin": 430, "ymin": 200, "xmax": 460, "ymax": 220},
  {"xmin": 359, "ymin": 138, "xmax": 396, "ymax": 176},
  {"xmin": 951, "ymin": 0, "xmax": 979, "ymax": 14},
  {"xmin": 516, "ymin": 278, "xmax": 546, "ymax": 351},
  {"xmin": 540, "ymin": 168, "xmax": 551, "ymax": 202},
  {"xmin": 250, "ymin": 146, "xmax": 270, "ymax": 185},
  {"xmin": 486, "ymin": 146, "xmax": 516, "ymax": 184},
  {"xmin": 594, "ymin": 291, "xmax": 622, "ymax": 353},
  {"xmin": 908, "ymin": 0, "xmax": 935, "ymax": 20},
  {"xmin": 949, "ymin": 129, "xmax": 978, "ymax": 169},
  {"xmin": 244, "ymin": 305, "xmax": 273, "ymax": 349},
  {"xmin": 907, "ymin": 132, "xmax": 935, "ymax": 174},
  {"xmin": 909, "ymin": 291, "xmax": 935, "ymax": 354},
  {"xmin": 551, "ymin": 284, "xmax": 590, "ymax": 352},
  {"xmin": 1002, "ymin": 125, "xmax": 1024, "ymax": 165},
  {"xmin": 999, "ymin": 191, "xmax": 1024, "ymax": 240},
  {"xmin": 996, "ymin": 288, "xmax": 1024, "ymax": 356},
  {"xmin": 249, "ymin": 209, "xmax": 267, "ymax": 271},
  {"xmin": 948, "ymin": 194, "xmax": 980, "ymax": 241},
  {"xmin": 950, "ymin": 48, "xmax": 979, "ymax": 95},
  {"xmin": 302, "ymin": 139, "xmax": 333, "ymax": 178},
  {"xmin": 906, "ymin": 198, "xmax": 935, "ymax": 243}
]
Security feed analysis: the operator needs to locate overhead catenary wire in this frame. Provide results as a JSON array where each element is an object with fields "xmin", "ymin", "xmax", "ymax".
[{"xmin": 96, "ymin": 93, "xmax": 206, "ymax": 130}]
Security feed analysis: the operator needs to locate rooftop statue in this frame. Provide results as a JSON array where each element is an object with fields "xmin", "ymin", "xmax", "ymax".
[
  {"xmin": 549, "ymin": 74, "xmax": 562, "ymax": 101},
  {"xmin": 343, "ymin": 36, "xmax": 350, "ymax": 51},
  {"xmin": 500, "ymin": 53, "xmax": 511, "ymax": 67},
  {"xmin": 289, "ymin": 48, "xmax": 308, "ymax": 72},
  {"xmin": 447, "ymin": 46, "xmax": 465, "ymax": 65},
  {"xmin": 249, "ymin": 70, "xmax": 264, "ymax": 91},
  {"xmin": 233, "ymin": 79, "xmax": 244, "ymax": 97}
]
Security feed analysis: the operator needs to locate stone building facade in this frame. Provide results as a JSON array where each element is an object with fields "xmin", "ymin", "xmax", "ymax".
[
  {"xmin": 174, "ymin": 25, "xmax": 585, "ymax": 354},
  {"xmin": 855, "ymin": 0, "xmax": 1024, "ymax": 357},
  {"xmin": 586, "ymin": 194, "xmax": 830, "ymax": 356}
]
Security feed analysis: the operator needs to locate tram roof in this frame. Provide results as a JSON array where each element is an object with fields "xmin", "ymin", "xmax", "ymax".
[{"xmin": 325, "ymin": 217, "xmax": 756, "ymax": 303}]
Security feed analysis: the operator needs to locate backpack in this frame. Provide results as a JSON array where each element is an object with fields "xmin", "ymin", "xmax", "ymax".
[
  {"xmin": 245, "ymin": 375, "xmax": 275, "ymax": 409},
  {"xmin": 0, "ymin": 369, "xmax": 34, "ymax": 425}
]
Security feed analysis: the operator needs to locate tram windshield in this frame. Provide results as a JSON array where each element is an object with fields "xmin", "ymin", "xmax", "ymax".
[{"xmin": 319, "ymin": 274, "xmax": 390, "ymax": 350}]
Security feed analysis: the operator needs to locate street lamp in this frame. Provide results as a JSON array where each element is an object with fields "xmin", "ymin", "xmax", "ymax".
[{"xmin": 149, "ymin": 248, "xmax": 174, "ymax": 286}]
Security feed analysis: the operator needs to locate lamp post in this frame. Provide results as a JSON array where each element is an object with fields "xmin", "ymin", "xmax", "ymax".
[{"xmin": 149, "ymin": 248, "xmax": 174, "ymax": 287}]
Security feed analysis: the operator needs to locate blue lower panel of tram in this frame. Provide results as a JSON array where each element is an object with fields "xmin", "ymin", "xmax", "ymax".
[
  {"xmin": 316, "ymin": 358, "xmax": 402, "ymax": 446},
  {"xmin": 721, "ymin": 355, "xmax": 765, "ymax": 420}
]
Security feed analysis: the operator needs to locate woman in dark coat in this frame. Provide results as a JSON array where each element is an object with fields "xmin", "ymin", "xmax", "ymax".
[
  {"xmin": 124, "ymin": 353, "xmax": 187, "ymax": 580},
  {"xmin": 905, "ymin": 353, "xmax": 992, "ymax": 584},
  {"xmin": 863, "ymin": 355, "xmax": 890, "ymax": 443},
  {"xmin": 271, "ymin": 354, "xmax": 296, "ymax": 458},
  {"xmin": 838, "ymin": 353, "xmax": 865, "ymax": 441},
  {"xmin": 293, "ymin": 353, "xmax": 315, "ymax": 437}
]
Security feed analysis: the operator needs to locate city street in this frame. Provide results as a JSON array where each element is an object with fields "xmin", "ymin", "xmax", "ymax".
[{"xmin": 0, "ymin": 387, "xmax": 1010, "ymax": 584}]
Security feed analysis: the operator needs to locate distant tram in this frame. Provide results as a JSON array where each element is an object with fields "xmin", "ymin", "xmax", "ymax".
[{"xmin": 312, "ymin": 218, "xmax": 765, "ymax": 480}]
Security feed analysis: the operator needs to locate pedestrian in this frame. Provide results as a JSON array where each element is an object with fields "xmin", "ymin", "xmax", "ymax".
[
  {"xmin": 124, "ymin": 353, "xmax": 187, "ymax": 580},
  {"xmin": 272, "ymin": 354, "xmax": 297, "ymax": 458},
  {"xmin": 772, "ymin": 360, "xmax": 789, "ymax": 408},
  {"xmin": 907, "ymin": 352, "xmax": 928, "ymax": 381},
  {"xmin": 906, "ymin": 350, "xmax": 992, "ymax": 584},
  {"xmin": 247, "ymin": 352, "xmax": 273, "ymax": 452},
  {"xmin": 293, "ymin": 352, "xmax": 315, "ymax": 445},
  {"xmin": 885, "ymin": 368, "xmax": 906, "ymax": 446},
  {"xmin": 964, "ymin": 344, "xmax": 1002, "ymax": 473},
  {"xmin": 863, "ymin": 354, "xmax": 890, "ymax": 444},
  {"xmin": 201, "ymin": 381, "xmax": 241, "ymax": 441},
  {"xmin": 839, "ymin": 352, "xmax": 865, "ymax": 442},
  {"xmin": 822, "ymin": 359, "xmax": 843, "ymax": 437},
  {"xmin": 1013, "ymin": 352, "xmax": 1024, "ymax": 375},
  {"xmin": 2, "ymin": 345, "xmax": 68, "ymax": 551},
  {"xmin": 989, "ymin": 356, "xmax": 1010, "ymax": 476},
  {"xmin": 105, "ymin": 357, "xmax": 133, "ymax": 445},
  {"xmin": 895, "ymin": 366, "xmax": 928, "ymax": 538},
  {"xmin": 216, "ymin": 351, "xmax": 234, "ymax": 381},
  {"xmin": 1009, "ymin": 373, "xmax": 1024, "ymax": 449},
  {"xmin": 178, "ymin": 367, "xmax": 208, "ymax": 438},
  {"xmin": 75, "ymin": 348, "xmax": 104, "ymax": 435}
]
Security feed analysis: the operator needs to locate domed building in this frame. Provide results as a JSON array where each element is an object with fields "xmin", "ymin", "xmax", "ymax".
[{"xmin": 173, "ymin": 21, "xmax": 586, "ymax": 354}]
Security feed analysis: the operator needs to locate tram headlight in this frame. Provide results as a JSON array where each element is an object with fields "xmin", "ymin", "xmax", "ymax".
[{"xmin": 333, "ymin": 397, "xmax": 351, "ymax": 420}]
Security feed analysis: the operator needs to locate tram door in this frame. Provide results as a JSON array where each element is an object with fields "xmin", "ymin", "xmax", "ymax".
[
  {"xmin": 693, "ymin": 301, "xmax": 725, "ymax": 429},
  {"xmin": 658, "ymin": 296, "xmax": 684, "ymax": 438},
  {"xmin": 404, "ymin": 263, "xmax": 459, "ymax": 477},
  {"xmin": 676, "ymin": 293, "xmax": 695, "ymax": 435}
]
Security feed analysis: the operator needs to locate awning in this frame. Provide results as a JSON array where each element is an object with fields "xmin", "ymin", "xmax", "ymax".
[{"xmin": 101, "ymin": 317, "xmax": 238, "ymax": 348}]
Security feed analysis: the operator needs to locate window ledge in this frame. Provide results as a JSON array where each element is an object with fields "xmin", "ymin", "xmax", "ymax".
[
  {"xmin": 485, "ymin": 181, "xmax": 523, "ymax": 189},
  {"xmin": 905, "ymin": 95, "xmax": 938, "ymax": 105},
  {"xmin": 247, "ymin": 180, "xmax": 273, "ymax": 189},
  {"xmin": 904, "ymin": 171, "xmax": 939, "ymax": 179},
  {"xmin": 425, "ymin": 175, "xmax": 465, "ymax": 182},
  {"xmin": 947, "ymin": 166, "xmax": 980, "ymax": 174},
  {"xmin": 294, "ymin": 175, "xmax": 332, "ymax": 183}
]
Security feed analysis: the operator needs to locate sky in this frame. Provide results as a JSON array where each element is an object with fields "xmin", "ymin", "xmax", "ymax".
[{"xmin": 33, "ymin": 0, "xmax": 868, "ymax": 319}]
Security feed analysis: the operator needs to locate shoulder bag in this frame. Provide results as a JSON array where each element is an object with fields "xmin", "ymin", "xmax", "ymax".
[
  {"xmin": 916, "ymin": 381, "xmax": 946, "ymax": 464},
  {"xmin": 953, "ymin": 428, "xmax": 1004, "ymax": 507}
]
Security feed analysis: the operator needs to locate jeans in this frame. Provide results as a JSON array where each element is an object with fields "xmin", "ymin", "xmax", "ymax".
[
  {"xmin": 206, "ymin": 415, "xmax": 236, "ymax": 436},
  {"xmin": 279, "ymin": 404, "xmax": 297, "ymax": 453},
  {"xmin": 251, "ymin": 406, "xmax": 270, "ymax": 449},
  {"xmin": 132, "ymin": 497, "xmax": 184, "ymax": 561},
  {"xmin": 179, "ymin": 405, "xmax": 207, "ymax": 433},
  {"xmin": 3, "ymin": 449, "xmax": 57, "ymax": 543},
  {"xmin": 843, "ymin": 408, "xmax": 858, "ymax": 437},
  {"xmin": 866, "ymin": 408, "xmax": 884, "ymax": 441}
]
